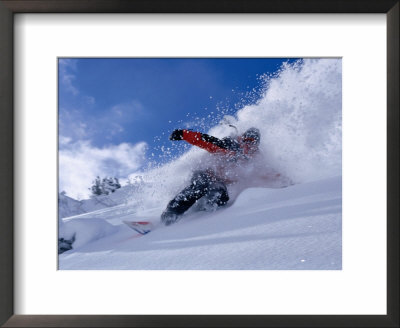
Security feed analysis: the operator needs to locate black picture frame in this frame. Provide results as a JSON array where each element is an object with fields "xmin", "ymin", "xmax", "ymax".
[{"xmin": 0, "ymin": 0, "xmax": 398, "ymax": 327}]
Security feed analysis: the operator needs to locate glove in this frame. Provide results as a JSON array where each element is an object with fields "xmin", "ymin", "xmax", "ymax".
[{"xmin": 169, "ymin": 129, "xmax": 184, "ymax": 141}]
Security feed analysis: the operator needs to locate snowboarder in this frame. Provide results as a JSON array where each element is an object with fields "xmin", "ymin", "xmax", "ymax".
[{"xmin": 161, "ymin": 127, "xmax": 262, "ymax": 225}]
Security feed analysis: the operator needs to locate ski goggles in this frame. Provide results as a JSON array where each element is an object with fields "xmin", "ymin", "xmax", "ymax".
[{"xmin": 242, "ymin": 137, "xmax": 258, "ymax": 144}]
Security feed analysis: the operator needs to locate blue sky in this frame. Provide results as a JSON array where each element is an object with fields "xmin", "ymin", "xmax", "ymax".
[{"xmin": 58, "ymin": 58, "xmax": 296, "ymax": 198}]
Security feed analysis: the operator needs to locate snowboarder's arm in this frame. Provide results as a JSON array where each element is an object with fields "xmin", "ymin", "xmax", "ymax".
[
  {"xmin": 169, "ymin": 129, "xmax": 237, "ymax": 154},
  {"xmin": 183, "ymin": 130, "xmax": 231, "ymax": 154}
]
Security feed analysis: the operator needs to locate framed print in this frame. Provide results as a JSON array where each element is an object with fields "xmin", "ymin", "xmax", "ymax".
[{"xmin": 1, "ymin": 0, "xmax": 398, "ymax": 327}]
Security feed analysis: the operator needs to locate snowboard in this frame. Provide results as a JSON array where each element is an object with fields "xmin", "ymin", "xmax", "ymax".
[{"xmin": 123, "ymin": 220, "xmax": 154, "ymax": 235}]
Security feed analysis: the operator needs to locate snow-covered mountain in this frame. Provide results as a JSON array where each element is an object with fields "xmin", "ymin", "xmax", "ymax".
[{"xmin": 59, "ymin": 58, "xmax": 342, "ymax": 270}]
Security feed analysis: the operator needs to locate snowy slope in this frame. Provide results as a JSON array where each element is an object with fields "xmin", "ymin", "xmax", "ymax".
[{"xmin": 59, "ymin": 176, "xmax": 341, "ymax": 270}]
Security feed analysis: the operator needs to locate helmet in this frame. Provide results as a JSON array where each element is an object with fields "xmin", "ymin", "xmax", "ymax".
[{"xmin": 242, "ymin": 127, "xmax": 260, "ymax": 145}]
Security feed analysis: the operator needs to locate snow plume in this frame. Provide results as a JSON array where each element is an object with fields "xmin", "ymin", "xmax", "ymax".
[
  {"xmin": 210, "ymin": 58, "xmax": 342, "ymax": 183},
  {"xmin": 125, "ymin": 59, "xmax": 341, "ymax": 212},
  {"xmin": 59, "ymin": 140, "xmax": 147, "ymax": 199}
]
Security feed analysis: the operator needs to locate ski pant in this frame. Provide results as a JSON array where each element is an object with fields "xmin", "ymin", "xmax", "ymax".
[{"xmin": 164, "ymin": 170, "xmax": 229, "ymax": 216}]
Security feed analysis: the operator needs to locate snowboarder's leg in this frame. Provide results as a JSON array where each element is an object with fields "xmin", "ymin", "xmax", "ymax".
[
  {"xmin": 161, "ymin": 171, "xmax": 210, "ymax": 225},
  {"xmin": 194, "ymin": 180, "xmax": 229, "ymax": 212},
  {"xmin": 162, "ymin": 185, "xmax": 204, "ymax": 221},
  {"xmin": 161, "ymin": 171, "xmax": 229, "ymax": 225},
  {"xmin": 204, "ymin": 181, "xmax": 229, "ymax": 210}
]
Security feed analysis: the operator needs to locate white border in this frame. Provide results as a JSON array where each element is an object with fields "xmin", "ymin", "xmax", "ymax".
[{"xmin": 14, "ymin": 14, "xmax": 387, "ymax": 315}]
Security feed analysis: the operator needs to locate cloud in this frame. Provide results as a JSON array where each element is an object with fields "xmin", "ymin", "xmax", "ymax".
[
  {"xmin": 110, "ymin": 100, "xmax": 147, "ymax": 122},
  {"xmin": 84, "ymin": 96, "xmax": 95, "ymax": 105},
  {"xmin": 58, "ymin": 59, "xmax": 150, "ymax": 144},
  {"xmin": 59, "ymin": 136, "xmax": 72, "ymax": 145},
  {"xmin": 59, "ymin": 108, "xmax": 90, "ymax": 141},
  {"xmin": 59, "ymin": 99, "xmax": 147, "ymax": 144},
  {"xmin": 59, "ymin": 140, "xmax": 147, "ymax": 199},
  {"xmin": 59, "ymin": 59, "xmax": 79, "ymax": 96}
]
